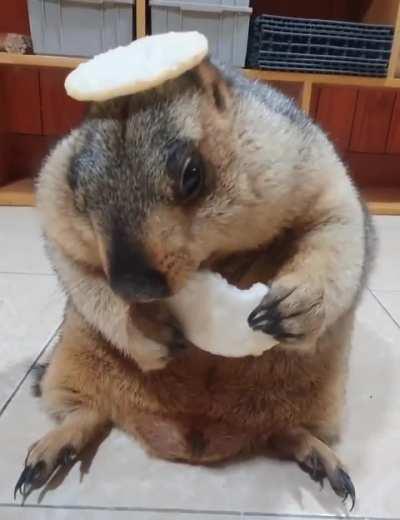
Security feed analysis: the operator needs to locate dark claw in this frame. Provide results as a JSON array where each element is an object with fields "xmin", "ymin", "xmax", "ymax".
[
  {"xmin": 57, "ymin": 445, "xmax": 76, "ymax": 467},
  {"xmin": 298, "ymin": 452, "xmax": 356, "ymax": 512},
  {"xmin": 248, "ymin": 299, "xmax": 304, "ymax": 340},
  {"xmin": 14, "ymin": 461, "xmax": 45, "ymax": 500},
  {"xmin": 331, "ymin": 467, "xmax": 356, "ymax": 512},
  {"xmin": 168, "ymin": 326, "xmax": 188, "ymax": 353},
  {"xmin": 248, "ymin": 304, "xmax": 280, "ymax": 326},
  {"xmin": 14, "ymin": 445, "xmax": 76, "ymax": 501},
  {"xmin": 248, "ymin": 308, "xmax": 303, "ymax": 341},
  {"xmin": 298, "ymin": 451, "xmax": 325, "ymax": 487},
  {"xmin": 248, "ymin": 305, "xmax": 282, "ymax": 335},
  {"xmin": 14, "ymin": 466, "xmax": 30, "ymax": 500}
]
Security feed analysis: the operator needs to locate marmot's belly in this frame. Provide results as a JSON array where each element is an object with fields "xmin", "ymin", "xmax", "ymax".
[
  {"xmin": 130, "ymin": 411, "xmax": 253, "ymax": 463},
  {"xmin": 119, "ymin": 347, "xmax": 323, "ymax": 462}
]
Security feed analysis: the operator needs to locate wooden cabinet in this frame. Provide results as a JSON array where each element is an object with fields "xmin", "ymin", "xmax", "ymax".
[
  {"xmin": 350, "ymin": 89, "xmax": 396, "ymax": 153},
  {"xmin": 0, "ymin": 66, "xmax": 87, "ymax": 137},
  {"xmin": 0, "ymin": 64, "xmax": 86, "ymax": 191},
  {"xmin": 0, "ymin": 66, "xmax": 41, "ymax": 134},
  {"xmin": 314, "ymin": 86, "xmax": 400, "ymax": 156},
  {"xmin": 40, "ymin": 69, "xmax": 87, "ymax": 136},
  {"xmin": 315, "ymin": 86, "xmax": 358, "ymax": 152},
  {"xmin": 269, "ymin": 81, "xmax": 303, "ymax": 106},
  {"xmin": 387, "ymin": 92, "xmax": 400, "ymax": 153},
  {"xmin": 0, "ymin": 0, "xmax": 30, "ymax": 34},
  {"xmin": 313, "ymin": 84, "xmax": 400, "ymax": 189},
  {"xmin": 346, "ymin": 152, "xmax": 400, "ymax": 187},
  {"xmin": 6, "ymin": 134, "xmax": 57, "ymax": 179}
]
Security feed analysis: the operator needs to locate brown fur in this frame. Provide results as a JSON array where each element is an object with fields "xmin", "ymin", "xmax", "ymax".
[
  {"xmin": 16, "ymin": 62, "xmax": 372, "ymax": 506},
  {"xmin": 39, "ymin": 289, "xmax": 350, "ymax": 465},
  {"xmin": 25, "ymin": 242, "xmax": 351, "ymax": 478}
]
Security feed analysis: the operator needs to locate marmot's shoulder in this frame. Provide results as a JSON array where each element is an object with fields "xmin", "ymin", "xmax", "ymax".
[{"xmin": 220, "ymin": 65, "xmax": 310, "ymax": 128}]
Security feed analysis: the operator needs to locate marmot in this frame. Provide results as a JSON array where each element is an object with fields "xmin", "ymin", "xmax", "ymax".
[{"xmin": 15, "ymin": 60, "xmax": 374, "ymax": 508}]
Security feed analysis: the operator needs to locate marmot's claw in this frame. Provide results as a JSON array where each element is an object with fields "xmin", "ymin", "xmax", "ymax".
[
  {"xmin": 248, "ymin": 279, "xmax": 324, "ymax": 342},
  {"xmin": 167, "ymin": 325, "xmax": 189, "ymax": 353},
  {"xmin": 14, "ymin": 461, "xmax": 45, "ymax": 500},
  {"xmin": 298, "ymin": 450, "xmax": 325, "ymax": 486},
  {"xmin": 332, "ymin": 468, "xmax": 356, "ymax": 512},
  {"xmin": 14, "ymin": 444, "xmax": 77, "ymax": 501},
  {"xmin": 298, "ymin": 451, "xmax": 356, "ymax": 512},
  {"xmin": 248, "ymin": 293, "xmax": 303, "ymax": 341}
]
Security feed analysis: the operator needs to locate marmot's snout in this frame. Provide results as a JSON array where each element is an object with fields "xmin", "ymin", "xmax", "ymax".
[
  {"xmin": 109, "ymin": 232, "xmax": 170, "ymax": 302},
  {"xmin": 111, "ymin": 270, "xmax": 170, "ymax": 303}
]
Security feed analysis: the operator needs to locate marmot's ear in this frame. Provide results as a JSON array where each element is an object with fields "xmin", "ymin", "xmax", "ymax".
[{"xmin": 191, "ymin": 59, "xmax": 232, "ymax": 112}]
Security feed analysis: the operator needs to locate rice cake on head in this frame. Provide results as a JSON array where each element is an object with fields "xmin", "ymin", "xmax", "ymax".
[{"xmin": 65, "ymin": 31, "xmax": 209, "ymax": 102}]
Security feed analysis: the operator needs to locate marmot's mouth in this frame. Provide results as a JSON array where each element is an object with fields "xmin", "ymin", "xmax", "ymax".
[{"xmin": 200, "ymin": 250, "xmax": 262, "ymax": 289}]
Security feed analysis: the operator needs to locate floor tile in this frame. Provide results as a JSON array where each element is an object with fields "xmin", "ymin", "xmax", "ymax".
[
  {"xmin": 0, "ymin": 274, "xmax": 64, "ymax": 410},
  {"xmin": 0, "ymin": 207, "xmax": 53, "ymax": 274},
  {"xmin": 372, "ymin": 291, "xmax": 400, "ymax": 326},
  {"xmin": 369, "ymin": 216, "xmax": 400, "ymax": 291},
  {"xmin": 243, "ymin": 517, "xmax": 324, "ymax": 520},
  {"xmin": 0, "ymin": 508, "xmax": 239, "ymax": 520},
  {"xmin": 0, "ymin": 292, "xmax": 399, "ymax": 518}
]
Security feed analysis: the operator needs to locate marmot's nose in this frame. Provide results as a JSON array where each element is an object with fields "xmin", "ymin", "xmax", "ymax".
[
  {"xmin": 109, "ymin": 235, "xmax": 170, "ymax": 302},
  {"xmin": 111, "ymin": 269, "xmax": 170, "ymax": 302}
]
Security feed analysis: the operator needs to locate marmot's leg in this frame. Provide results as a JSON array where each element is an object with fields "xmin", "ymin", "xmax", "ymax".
[
  {"xmin": 14, "ymin": 408, "xmax": 108, "ymax": 499},
  {"xmin": 269, "ymin": 427, "xmax": 355, "ymax": 510},
  {"xmin": 15, "ymin": 306, "xmax": 111, "ymax": 499},
  {"xmin": 248, "ymin": 196, "xmax": 367, "ymax": 351}
]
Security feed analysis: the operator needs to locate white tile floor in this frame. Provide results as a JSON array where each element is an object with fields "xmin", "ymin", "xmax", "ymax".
[{"xmin": 0, "ymin": 207, "xmax": 399, "ymax": 519}]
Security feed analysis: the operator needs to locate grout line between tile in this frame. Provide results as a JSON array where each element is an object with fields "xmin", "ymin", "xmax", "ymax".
[
  {"xmin": 0, "ymin": 503, "xmax": 393, "ymax": 520},
  {"xmin": 368, "ymin": 289, "xmax": 400, "ymax": 329},
  {"xmin": 0, "ymin": 325, "xmax": 61, "ymax": 419},
  {"xmin": 0, "ymin": 271, "xmax": 55, "ymax": 277},
  {"xmin": 243, "ymin": 514, "xmax": 370, "ymax": 519},
  {"xmin": 0, "ymin": 504, "xmax": 242, "ymax": 516}
]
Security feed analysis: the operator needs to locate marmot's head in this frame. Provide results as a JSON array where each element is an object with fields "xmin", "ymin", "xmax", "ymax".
[{"xmin": 38, "ymin": 61, "xmax": 300, "ymax": 302}]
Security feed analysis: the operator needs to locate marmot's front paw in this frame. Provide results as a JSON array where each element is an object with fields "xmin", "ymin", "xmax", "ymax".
[
  {"xmin": 128, "ymin": 305, "xmax": 189, "ymax": 372},
  {"xmin": 133, "ymin": 337, "xmax": 172, "ymax": 372},
  {"xmin": 248, "ymin": 275, "xmax": 325, "ymax": 345}
]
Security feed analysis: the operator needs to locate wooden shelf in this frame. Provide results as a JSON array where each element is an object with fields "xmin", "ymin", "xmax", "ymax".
[
  {"xmin": 1, "ymin": 178, "xmax": 400, "ymax": 215},
  {"xmin": 2, "ymin": 52, "xmax": 400, "ymax": 88},
  {"xmin": 1, "ymin": 0, "xmax": 400, "ymax": 215},
  {"xmin": 0, "ymin": 52, "xmax": 85, "ymax": 69},
  {"xmin": 244, "ymin": 69, "xmax": 400, "ymax": 89},
  {"xmin": 0, "ymin": 178, "xmax": 35, "ymax": 206},
  {"xmin": 362, "ymin": 187, "xmax": 400, "ymax": 215}
]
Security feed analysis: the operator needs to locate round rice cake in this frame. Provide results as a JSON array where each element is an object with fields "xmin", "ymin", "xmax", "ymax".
[
  {"xmin": 65, "ymin": 31, "xmax": 208, "ymax": 102},
  {"xmin": 168, "ymin": 271, "xmax": 279, "ymax": 358}
]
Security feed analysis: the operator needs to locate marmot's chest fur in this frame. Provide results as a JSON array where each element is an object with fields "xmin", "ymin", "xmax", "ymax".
[{"xmin": 103, "ymin": 238, "xmax": 347, "ymax": 436}]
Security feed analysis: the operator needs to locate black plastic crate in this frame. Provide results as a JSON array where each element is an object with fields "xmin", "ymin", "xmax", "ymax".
[
  {"xmin": 247, "ymin": 14, "xmax": 394, "ymax": 77},
  {"xmin": 252, "ymin": 59, "xmax": 387, "ymax": 76},
  {"xmin": 256, "ymin": 15, "xmax": 394, "ymax": 39}
]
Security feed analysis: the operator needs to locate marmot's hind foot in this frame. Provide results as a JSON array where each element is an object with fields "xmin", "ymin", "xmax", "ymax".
[
  {"xmin": 270, "ymin": 427, "xmax": 356, "ymax": 511},
  {"xmin": 299, "ymin": 449, "xmax": 355, "ymax": 510},
  {"xmin": 14, "ymin": 408, "xmax": 107, "ymax": 501}
]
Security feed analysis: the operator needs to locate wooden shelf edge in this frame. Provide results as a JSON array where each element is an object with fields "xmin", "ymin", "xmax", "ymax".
[
  {"xmin": 244, "ymin": 69, "xmax": 400, "ymax": 88},
  {"xmin": 388, "ymin": 0, "xmax": 400, "ymax": 77},
  {"xmin": 2, "ymin": 52, "xmax": 400, "ymax": 87},
  {"xmin": 0, "ymin": 52, "xmax": 85, "ymax": 69},
  {"xmin": 0, "ymin": 178, "xmax": 35, "ymax": 206},
  {"xmin": 362, "ymin": 188, "xmax": 400, "ymax": 215},
  {"xmin": 1, "ymin": 178, "xmax": 400, "ymax": 216}
]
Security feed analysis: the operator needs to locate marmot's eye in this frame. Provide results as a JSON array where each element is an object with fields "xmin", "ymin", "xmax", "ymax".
[
  {"xmin": 180, "ymin": 154, "xmax": 204, "ymax": 201},
  {"xmin": 167, "ymin": 140, "xmax": 206, "ymax": 203}
]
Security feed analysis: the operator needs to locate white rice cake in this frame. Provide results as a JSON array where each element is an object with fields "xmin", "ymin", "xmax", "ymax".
[
  {"xmin": 65, "ymin": 31, "xmax": 208, "ymax": 102},
  {"xmin": 168, "ymin": 271, "xmax": 279, "ymax": 358}
]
